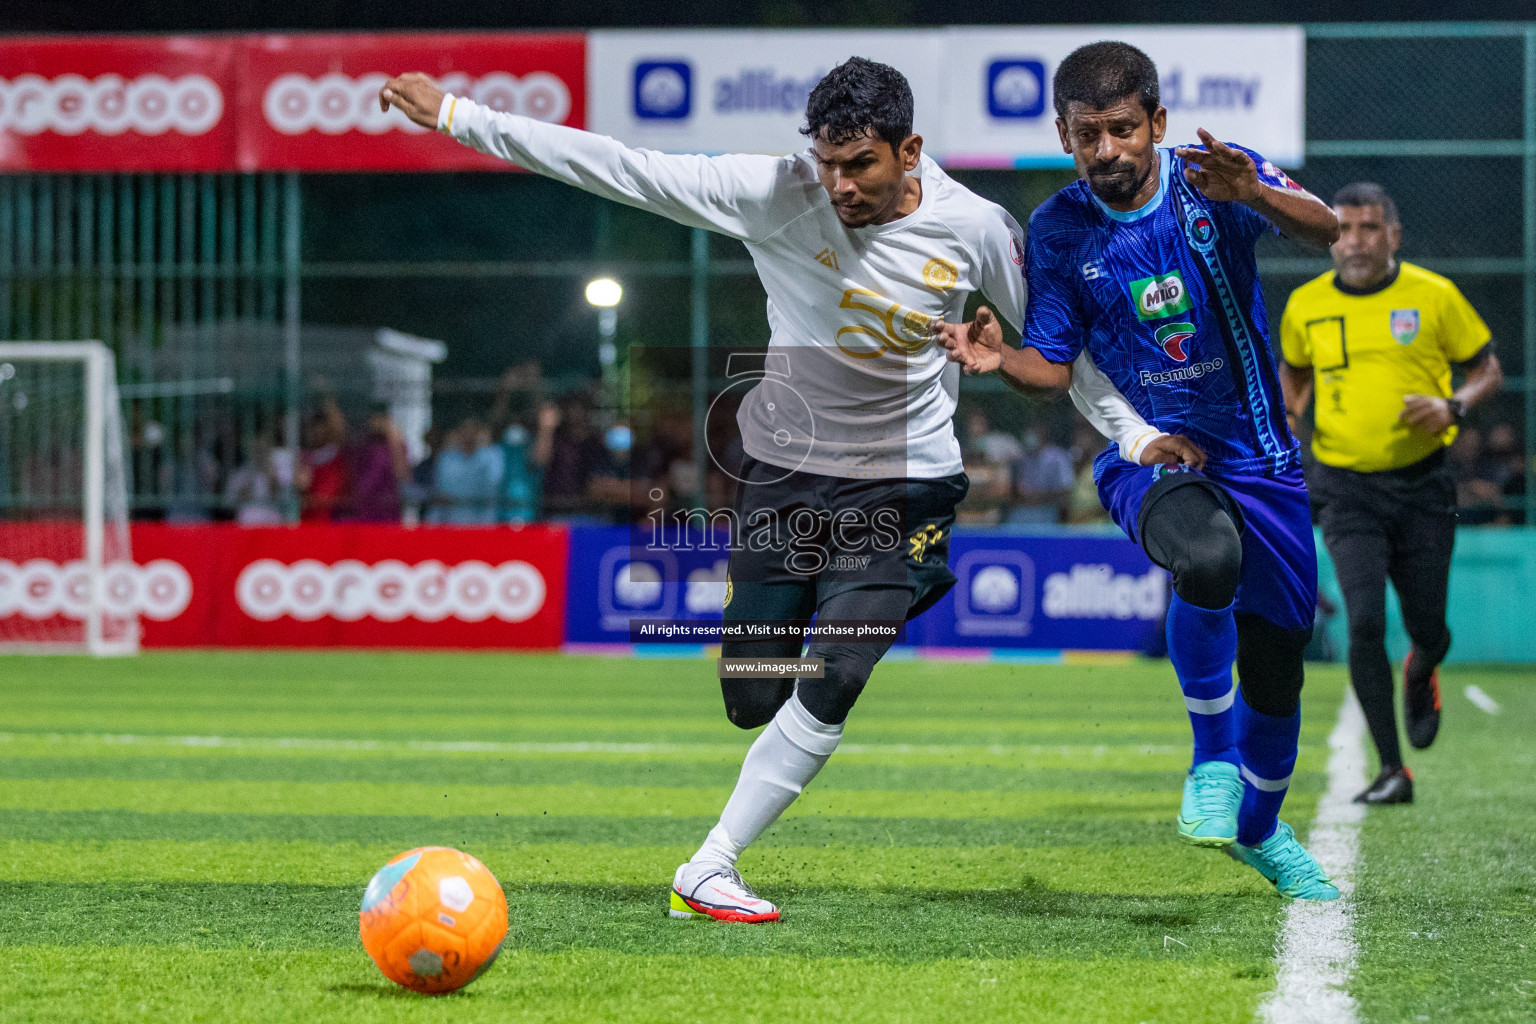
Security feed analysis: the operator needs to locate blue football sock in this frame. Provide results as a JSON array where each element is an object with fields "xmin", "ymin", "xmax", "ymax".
[
  {"xmin": 1165, "ymin": 595, "xmax": 1239, "ymax": 769},
  {"xmin": 1235, "ymin": 686, "xmax": 1301, "ymax": 846}
]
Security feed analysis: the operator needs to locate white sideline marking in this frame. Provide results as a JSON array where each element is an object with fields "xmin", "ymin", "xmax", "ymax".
[
  {"xmin": 1258, "ymin": 693, "xmax": 1368, "ymax": 1024},
  {"xmin": 0, "ymin": 731, "xmax": 1185, "ymax": 760},
  {"xmin": 1464, "ymin": 684, "xmax": 1502, "ymax": 715}
]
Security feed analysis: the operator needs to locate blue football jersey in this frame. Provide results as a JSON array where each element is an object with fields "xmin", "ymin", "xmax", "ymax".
[{"xmin": 1024, "ymin": 145, "xmax": 1304, "ymax": 478}]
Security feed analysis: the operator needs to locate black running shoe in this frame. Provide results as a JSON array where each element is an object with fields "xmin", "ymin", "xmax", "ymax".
[
  {"xmin": 1403, "ymin": 649, "xmax": 1442, "ymax": 750},
  {"xmin": 1354, "ymin": 765, "xmax": 1414, "ymax": 805}
]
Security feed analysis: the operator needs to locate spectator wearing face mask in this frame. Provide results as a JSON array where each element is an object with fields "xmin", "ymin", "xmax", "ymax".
[{"xmin": 498, "ymin": 403, "xmax": 558, "ymax": 525}]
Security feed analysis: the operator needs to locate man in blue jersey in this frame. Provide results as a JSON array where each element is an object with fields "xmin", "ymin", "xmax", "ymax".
[{"xmin": 941, "ymin": 42, "xmax": 1342, "ymax": 900}]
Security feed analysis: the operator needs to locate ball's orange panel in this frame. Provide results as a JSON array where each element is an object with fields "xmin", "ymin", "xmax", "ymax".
[{"xmin": 359, "ymin": 846, "xmax": 508, "ymax": 996}]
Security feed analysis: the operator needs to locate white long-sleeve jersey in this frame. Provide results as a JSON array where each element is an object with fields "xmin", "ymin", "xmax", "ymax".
[{"xmin": 439, "ymin": 96, "xmax": 1161, "ymax": 478}]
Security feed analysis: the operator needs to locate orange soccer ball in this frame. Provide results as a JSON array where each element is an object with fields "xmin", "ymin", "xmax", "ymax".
[{"xmin": 359, "ymin": 846, "xmax": 509, "ymax": 994}]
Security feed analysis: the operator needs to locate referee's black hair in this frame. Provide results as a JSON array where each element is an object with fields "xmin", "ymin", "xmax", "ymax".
[
  {"xmin": 801, "ymin": 57, "xmax": 914, "ymax": 151},
  {"xmin": 1332, "ymin": 182, "xmax": 1401, "ymax": 225},
  {"xmin": 1052, "ymin": 41, "xmax": 1161, "ymax": 121}
]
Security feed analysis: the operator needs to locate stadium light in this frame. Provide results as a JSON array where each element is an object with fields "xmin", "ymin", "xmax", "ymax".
[
  {"xmin": 585, "ymin": 278, "xmax": 623, "ymax": 390},
  {"xmin": 584, "ymin": 277, "xmax": 623, "ymax": 308}
]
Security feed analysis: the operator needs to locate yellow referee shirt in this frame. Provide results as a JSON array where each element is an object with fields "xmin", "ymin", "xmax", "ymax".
[{"xmin": 1279, "ymin": 262, "xmax": 1491, "ymax": 472}]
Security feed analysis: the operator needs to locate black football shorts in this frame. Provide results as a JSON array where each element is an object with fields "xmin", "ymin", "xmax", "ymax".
[{"xmin": 724, "ymin": 455, "xmax": 967, "ymax": 623}]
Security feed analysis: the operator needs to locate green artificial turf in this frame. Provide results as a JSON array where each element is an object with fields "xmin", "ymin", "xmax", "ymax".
[
  {"xmin": 1350, "ymin": 666, "xmax": 1536, "ymax": 1023},
  {"xmin": 0, "ymin": 650, "xmax": 1522, "ymax": 1022}
]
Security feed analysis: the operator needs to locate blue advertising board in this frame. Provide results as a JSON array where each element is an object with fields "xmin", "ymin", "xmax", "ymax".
[
  {"xmin": 565, "ymin": 526, "xmax": 1167, "ymax": 653},
  {"xmin": 563, "ymin": 526, "xmax": 730, "ymax": 647},
  {"xmin": 904, "ymin": 530, "xmax": 1166, "ymax": 651}
]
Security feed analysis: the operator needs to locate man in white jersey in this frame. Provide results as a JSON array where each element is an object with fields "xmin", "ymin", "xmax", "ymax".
[{"xmin": 380, "ymin": 58, "xmax": 1202, "ymax": 923}]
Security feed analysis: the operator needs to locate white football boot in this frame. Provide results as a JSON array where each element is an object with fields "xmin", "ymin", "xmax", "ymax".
[{"xmin": 669, "ymin": 861, "xmax": 781, "ymax": 923}]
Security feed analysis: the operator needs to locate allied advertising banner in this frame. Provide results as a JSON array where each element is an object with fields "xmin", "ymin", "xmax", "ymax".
[
  {"xmin": 0, "ymin": 35, "xmax": 239, "ymax": 172},
  {"xmin": 562, "ymin": 525, "xmax": 1164, "ymax": 653},
  {"xmin": 236, "ymin": 32, "xmax": 586, "ymax": 172},
  {"xmin": 905, "ymin": 531, "xmax": 1165, "ymax": 651},
  {"xmin": 586, "ymin": 29, "xmax": 942, "ymax": 157},
  {"xmin": 563, "ymin": 526, "xmax": 730, "ymax": 647},
  {"xmin": 586, "ymin": 26, "xmax": 1304, "ymax": 167},
  {"xmin": 939, "ymin": 26, "xmax": 1305, "ymax": 168}
]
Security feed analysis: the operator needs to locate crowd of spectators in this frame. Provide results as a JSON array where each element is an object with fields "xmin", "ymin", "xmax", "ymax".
[
  {"xmin": 122, "ymin": 378, "xmax": 1532, "ymax": 530},
  {"xmin": 140, "ymin": 360, "xmax": 707, "ymax": 527},
  {"xmin": 1450, "ymin": 423, "xmax": 1527, "ymax": 525},
  {"xmin": 956, "ymin": 409, "xmax": 1110, "ymax": 527}
]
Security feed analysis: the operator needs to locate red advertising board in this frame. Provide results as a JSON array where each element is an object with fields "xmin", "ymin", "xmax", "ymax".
[
  {"xmin": 236, "ymin": 32, "xmax": 586, "ymax": 171},
  {"xmin": 0, "ymin": 35, "xmax": 238, "ymax": 172},
  {"xmin": 0, "ymin": 523, "xmax": 568, "ymax": 649},
  {"xmin": 0, "ymin": 32, "xmax": 586, "ymax": 172}
]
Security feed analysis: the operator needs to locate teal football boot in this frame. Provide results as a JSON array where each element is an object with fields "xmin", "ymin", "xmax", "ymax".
[
  {"xmin": 1227, "ymin": 821, "xmax": 1341, "ymax": 901},
  {"xmin": 1177, "ymin": 760, "xmax": 1242, "ymax": 847}
]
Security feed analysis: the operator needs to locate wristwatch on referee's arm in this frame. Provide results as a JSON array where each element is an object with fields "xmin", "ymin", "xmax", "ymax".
[{"xmin": 1446, "ymin": 397, "xmax": 1469, "ymax": 425}]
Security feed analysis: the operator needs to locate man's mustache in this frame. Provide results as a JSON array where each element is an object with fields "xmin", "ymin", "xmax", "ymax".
[{"xmin": 1088, "ymin": 161, "xmax": 1137, "ymax": 178}]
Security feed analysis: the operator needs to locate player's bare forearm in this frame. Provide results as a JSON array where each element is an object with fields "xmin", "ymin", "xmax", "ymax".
[
  {"xmin": 1280, "ymin": 362, "xmax": 1313, "ymax": 416},
  {"xmin": 997, "ymin": 346, "xmax": 1071, "ymax": 398},
  {"xmin": 1245, "ymin": 185, "xmax": 1339, "ymax": 247}
]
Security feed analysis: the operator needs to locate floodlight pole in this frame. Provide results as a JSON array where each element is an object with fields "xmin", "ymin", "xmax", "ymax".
[{"xmin": 597, "ymin": 307, "xmax": 618, "ymax": 412}]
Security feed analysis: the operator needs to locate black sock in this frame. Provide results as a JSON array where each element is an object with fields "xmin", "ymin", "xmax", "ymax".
[{"xmin": 1405, "ymin": 629, "xmax": 1451, "ymax": 688}]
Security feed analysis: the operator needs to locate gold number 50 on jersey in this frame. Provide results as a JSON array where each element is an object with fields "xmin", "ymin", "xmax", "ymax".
[{"xmin": 836, "ymin": 288, "xmax": 935, "ymax": 360}]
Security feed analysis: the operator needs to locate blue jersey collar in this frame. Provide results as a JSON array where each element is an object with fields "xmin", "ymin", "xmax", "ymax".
[{"xmin": 1090, "ymin": 149, "xmax": 1170, "ymax": 224}]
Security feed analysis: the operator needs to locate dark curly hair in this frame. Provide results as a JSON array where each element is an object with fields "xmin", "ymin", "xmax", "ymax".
[
  {"xmin": 801, "ymin": 57, "xmax": 914, "ymax": 151},
  {"xmin": 1052, "ymin": 41, "xmax": 1160, "ymax": 121}
]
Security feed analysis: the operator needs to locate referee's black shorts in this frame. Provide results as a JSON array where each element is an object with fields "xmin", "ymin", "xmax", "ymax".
[
  {"xmin": 1310, "ymin": 449, "xmax": 1456, "ymax": 544},
  {"xmin": 1309, "ymin": 449, "xmax": 1457, "ymax": 634},
  {"xmin": 724, "ymin": 455, "xmax": 968, "ymax": 625}
]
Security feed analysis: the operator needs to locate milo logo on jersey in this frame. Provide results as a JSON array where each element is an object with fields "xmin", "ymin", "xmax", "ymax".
[{"xmin": 1131, "ymin": 271, "xmax": 1194, "ymax": 322}]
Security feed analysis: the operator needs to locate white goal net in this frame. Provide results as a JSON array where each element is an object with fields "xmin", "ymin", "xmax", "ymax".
[{"xmin": 0, "ymin": 342, "xmax": 138, "ymax": 655}]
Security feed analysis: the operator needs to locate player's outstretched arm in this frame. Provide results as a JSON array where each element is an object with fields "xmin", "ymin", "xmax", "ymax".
[
  {"xmin": 380, "ymin": 73, "xmax": 778, "ymax": 240},
  {"xmin": 936, "ymin": 310, "xmax": 1206, "ymax": 468},
  {"xmin": 1174, "ymin": 129, "xmax": 1338, "ymax": 247},
  {"xmin": 934, "ymin": 307, "xmax": 1069, "ymax": 395}
]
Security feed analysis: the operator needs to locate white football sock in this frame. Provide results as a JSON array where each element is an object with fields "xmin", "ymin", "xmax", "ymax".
[{"xmin": 691, "ymin": 694, "xmax": 843, "ymax": 869}]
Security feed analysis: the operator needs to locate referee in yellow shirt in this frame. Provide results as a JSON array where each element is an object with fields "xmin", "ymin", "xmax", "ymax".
[{"xmin": 1279, "ymin": 182, "xmax": 1503, "ymax": 805}]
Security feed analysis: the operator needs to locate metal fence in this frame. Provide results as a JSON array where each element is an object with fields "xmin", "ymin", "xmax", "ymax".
[
  {"xmin": 0, "ymin": 172, "xmax": 300, "ymax": 516},
  {"xmin": 2, "ymin": 22, "xmax": 1534, "ymax": 523}
]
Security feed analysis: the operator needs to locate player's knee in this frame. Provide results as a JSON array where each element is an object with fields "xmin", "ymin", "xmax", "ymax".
[
  {"xmin": 720, "ymin": 679, "xmax": 793, "ymax": 730},
  {"xmin": 1346, "ymin": 606, "xmax": 1388, "ymax": 647},
  {"xmin": 1236, "ymin": 614, "xmax": 1310, "ymax": 717},
  {"xmin": 795, "ymin": 648, "xmax": 874, "ymax": 726},
  {"xmin": 1172, "ymin": 520, "xmax": 1242, "ymax": 609}
]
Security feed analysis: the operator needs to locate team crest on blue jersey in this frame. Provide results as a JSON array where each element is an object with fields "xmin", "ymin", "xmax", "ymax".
[
  {"xmin": 1154, "ymin": 322, "xmax": 1196, "ymax": 362},
  {"xmin": 1185, "ymin": 210, "xmax": 1218, "ymax": 253},
  {"xmin": 1390, "ymin": 308, "xmax": 1420, "ymax": 344},
  {"xmin": 1151, "ymin": 462, "xmax": 1196, "ymax": 481}
]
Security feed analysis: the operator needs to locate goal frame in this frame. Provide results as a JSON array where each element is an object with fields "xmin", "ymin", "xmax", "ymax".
[{"xmin": 0, "ymin": 341, "xmax": 138, "ymax": 656}]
